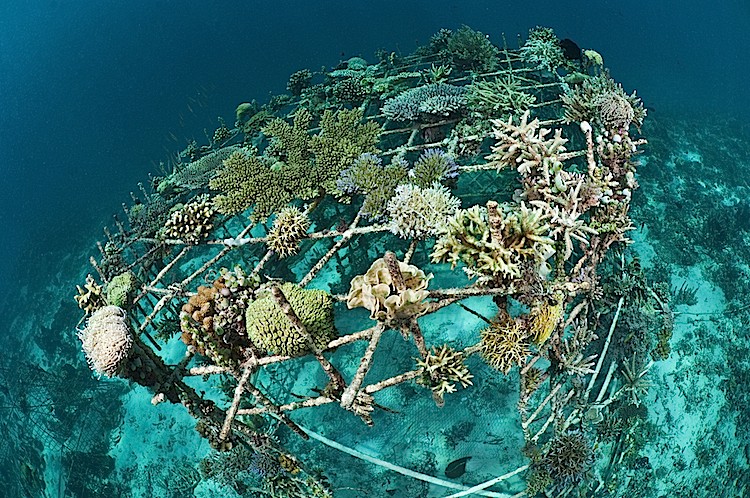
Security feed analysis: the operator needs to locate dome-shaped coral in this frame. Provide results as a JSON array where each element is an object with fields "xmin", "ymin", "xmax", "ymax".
[
  {"xmin": 246, "ymin": 283, "xmax": 335, "ymax": 357},
  {"xmin": 346, "ymin": 256, "xmax": 432, "ymax": 324},
  {"xmin": 106, "ymin": 271, "xmax": 139, "ymax": 308},
  {"xmin": 78, "ymin": 306, "xmax": 133, "ymax": 378},
  {"xmin": 161, "ymin": 194, "xmax": 215, "ymax": 244},
  {"xmin": 387, "ymin": 183, "xmax": 460, "ymax": 239}
]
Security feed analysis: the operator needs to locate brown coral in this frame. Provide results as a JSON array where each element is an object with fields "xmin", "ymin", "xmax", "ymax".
[{"xmin": 480, "ymin": 314, "xmax": 530, "ymax": 374}]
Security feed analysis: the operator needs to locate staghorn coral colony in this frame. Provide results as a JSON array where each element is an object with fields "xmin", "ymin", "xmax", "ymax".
[{"xmin": 74, "ymin": 26, "xmax": 667, "ymax": 497}]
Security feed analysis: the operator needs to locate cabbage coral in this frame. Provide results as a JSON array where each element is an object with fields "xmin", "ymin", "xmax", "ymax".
[{"xmin": 346, "ymin": 256, "xmax": 432, "ymax": 324}]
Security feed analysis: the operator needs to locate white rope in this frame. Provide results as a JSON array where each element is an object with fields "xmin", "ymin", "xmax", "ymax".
[
  {"xmin": 300, "ymin": 425, "xmax": 514, "ymax": 497},
  {"xmin": 443, "ymin": 464, "xmax": 529, "ymax": 497}
]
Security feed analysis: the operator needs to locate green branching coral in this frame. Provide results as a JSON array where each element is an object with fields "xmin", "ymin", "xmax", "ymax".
[
  {"xmin": 263, "ymin": 108, "xmax": 313, "ymax": 170},
  {"xmin": 337, "ymin": 153, "xmax": 407, "ymax": 218},
  {"xmin": 161, "ymin": 195, "xmax": 216, "ymax": 244},
  {"xmin": 410, "ymin": 148, "xmax": 459, "ymax": 188},
  {"xmin": 246, "ymin": 283, "xmax": 336, "ymax": 357},
  {"xmin": 210, "ymin": 149, "xmax": 293, "ymax": 222},
  {"xmin": 444, "ymin": 25, "xmax": 499, "ymax": 71},
  {"xmin": 541, "ymin": 430, "xmax": 595, "ymax": 487},
  {"xmin": 266, "ymin": 206, "xmax": 311, "ymax": 258},
  {"xmin": 467, "ymin": 75, "xmax": 537, "ymax": 117},
  {"xmin": 520, "ymin": 26, "xmax": 565, "ymax": 72},
  {"xmin": 309, "ymin": 107, "xmax": 381, "ymax": 194},
  {"xmin": 387, "ymin": 183, "xmax": 460, "ymax": 239},
  {"xmin": 106, "ymin": 271, "xmax": 139, "ymax": 308},
  {"xmin": 346, "ymin": 256, "xmax": 432, "ymax": 324}
]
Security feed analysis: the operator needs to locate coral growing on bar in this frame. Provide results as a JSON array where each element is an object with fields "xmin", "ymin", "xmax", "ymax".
[
  {"xmin": 541, "ymin": 430, "xmax": 594, "ymax": 487},
  {"xmin": 75, "ymin": 274, "xmax": 105, "ymax": 315},
  {"xmin": 519, "ymin": 26, "xmax": 565, "ymax": 72},
  {"xmin": 382, "ymin": 83, "xmax": 467, "ymax": 122},
  {"xmin": 561, "ymin": 73, "xmax": 646, "ymax": 132},
  {"xmin": 105, "ymin": 271, "xmax": 139, "ymax": 309},
  {"xmin": 161, "ymin": 195, "xmax": 216, "ymax": 243},
  {"xmin": 467, "ymin": 75, "xmax": 537, "ymax": 117},
  {"xmin": 78, "ymin": 306, "xmax": 133, "ymax": 378},
  {"xmin": 287, "ymin": 69, "xmax": 312, "ymax": 96},
  {"xmin": 386, "ymin": 183, "xmax": 460, "ymax": 239},
  {"xmin": 266, "ymin": 206, "xmax": 311, "ymax": 258},
  {"xmin": 443, "ymin": 25, "xmax": 498, "ymax": 71},
  {"xmin": 410, "ymin": 148, "xmax": 459, "ymax": 188},
  {"xmin": 346, "ymin": 256, "xmax": 432, "ymax": 324},
  {"xmin": 246, "ymin": 283, "xmax": 335, "ymax": 357},
  {"xmin": 417, "ymin": 345, "xmax": 473, "ymax": 401},
  {"xmin": 479, "ymin": 314, "xmax": 530, "ymax": 374}
]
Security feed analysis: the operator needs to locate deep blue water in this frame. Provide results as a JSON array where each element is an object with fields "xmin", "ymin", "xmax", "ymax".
[{"xmin": 1, "ymin": 0, "xmax": 748, "ymax": 289}]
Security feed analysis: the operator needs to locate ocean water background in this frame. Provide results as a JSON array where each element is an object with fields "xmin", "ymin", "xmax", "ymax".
[{"xmin": 1, "ymin": 0, "xmax": 749, "ymax": 495}]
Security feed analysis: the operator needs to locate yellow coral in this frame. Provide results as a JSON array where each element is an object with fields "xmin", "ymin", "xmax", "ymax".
[
  {"xmin": 528, "ymin": 297, "xmax": 564, "ymax": 345},
  {"xmin": 480, "ymin": 315, "xmax": 530, "ymax": 374}
]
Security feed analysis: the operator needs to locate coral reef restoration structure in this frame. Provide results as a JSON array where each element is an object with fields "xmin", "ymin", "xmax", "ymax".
[{"xmin": 74, "ymin": 26, "xmax": 665, "ymax": 497}]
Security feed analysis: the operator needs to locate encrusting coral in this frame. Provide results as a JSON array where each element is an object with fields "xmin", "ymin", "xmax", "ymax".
[
  {"xmin": 245, "ymin": 283, "xmax": 335, "ymax": 357},
  {"xmin": 105, "ymin": 271, "xmax": 139, "ymax": 309},
  {"xmin": 346, "ymin": 256, "xmax": 432, "ymax": 325}
]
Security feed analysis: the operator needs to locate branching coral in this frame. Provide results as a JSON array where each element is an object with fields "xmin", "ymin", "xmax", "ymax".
[
  {"xmin": 287, "ymin": 69, "xmax": 312, "ymax": 96},
  {"xmin": 417, "ymin": 345, "xmax": 473, "ymax": 401},
  {"xmin": 410, "ymin": 148, "xmax": 459, "ymax": 188},
  {"xmin": 160, "ymin": 147, "xmax": 240, "ymax": 193},
  {"xmin": 346, "ymin": 256, "xmax": 432, "ymax": 324},
  {"xmin": 210, "ymin": 149, "xmax": 293, "ymax": 221},
  {"xmin": 527, "ymin": 297, "xmax": 564, "ymax": 345},
  {"xmin": 541, "ymin": 430, "xmax": 594, "ymax": 487},
  {"xmin": 246, "ymin": 283, "xmax": 336, "ymax": 357},
  {"xmin": 161, "ymin": 195, "xmax": 216, "ymax": 244},
  {"xmin": 78, "ymin": 306, "xmax": 133, "ymax": 378},
  {"xmin": 309, "ymin": 107, "xmax": 381, "ymax": 194},
  {"xmin": 561, "ymin": 73, "xmax": 646, "ymax": 132},
  {"xmin": 479, "ymin": 314, "xmax": 530, "ymax": 374},
  {"xmin": 520, "ymin": 27, "xmax": 565, "ymax": 72},
  {"xmin": 266, "ymin": 206, "xmax": 310, "ymax": 258},
  {"xmin": 75, "ymin": 274, "xmax": 105, "ymax": 315},
  {"xmin": 382, "ymin": 83, "xmax": 467, "ymax": 122},
  {"xmin": 486, "ymin": 111, "xmax": 568, "ymax": 184},
  {"xmin": 387, "ymin": 183, "xmax": 460, "ymax": 239},
  {"xmin": 467, "ymin": 75, "xmax": 537, "ymax": 117},
  {"xmin": 337, "ymin": 153, "xmax": 408, "ymax": 219},
  {"xmin": 431, "ymin": 201, "xmax": 553, "ymax": 284}
]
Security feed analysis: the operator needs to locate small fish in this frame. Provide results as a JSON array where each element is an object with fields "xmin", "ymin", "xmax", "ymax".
[{"xmin": 444, "ymin": 456, "xmax": 472, "ymax": 478}]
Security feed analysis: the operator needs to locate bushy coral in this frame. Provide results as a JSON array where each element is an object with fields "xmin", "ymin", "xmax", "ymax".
[
  {"xmin": 542, "ymin": 430, "xmax": 594, "ymax": 487},
  {"xmin": 161, "ymin": 147, "xmax": 240, "ymax": 192},
  {"xmin": 410, "ymin": 148, "xmax": 459, "ymax": 188},
  {"xmin": 287, "ymin": 69, "xmax": 312, "ymax": 96},
  {"xmin": 416, "ymin": 345, "xmax": 473, "ymax": 400},
  {"xmin": 337, "ymin": 153, "xmax": 408, "ymax": 220},
  {"xmin": 382, "ymin": 83, "xmax": 467, "ymax": 122},
  {"xmin": 561, "ymin": 73, "xmax": 646, "ymax": 132},
  {"xmin": 520, "ymin": 27, "xmax": 565, "ymax": 72},
  {"xmin": 210, "ymin": 149, "xmax": 293, "ymax": 221},
  {"xmin": 266, "ymin": 206, "xmax": 310, "ymax": 258},
  {"xmin": 346, "ymin": 256, "xmax": 432, "ymax": 324},
  {"xmin": 527, "ymin": 297, "xmax": 564, "ymax": 345},
  {"xmin": 161, "ymin": 195, "xmax": 216, "ymax": 243},
  {"xmin": 387, "ymin": 183, "xmax": 460, "ymax": 239},
  {"xmin": 479, "ymin": 314, "xmax": 530, "ymax": 374},
  {"xmin": 105, "ymin": 271, "xmax": 139, "ymax": 308},
  {"xmin": 78, "ymin": 306, "xmax": 133, "ymax": 378},
  {"xmin": 245, "ymin": 283, "xmax": 336, "ymax": 357},
  {"xmin": 333, "ymin": 78, "xmax": 367, "ymax": 103},
  {"xmin": 443, "ymin": 25, "xmax": 498, "ymax": 71},
  {"xmin": 467, "ymin": 75, "xmax": 537, "ymax": 117}
]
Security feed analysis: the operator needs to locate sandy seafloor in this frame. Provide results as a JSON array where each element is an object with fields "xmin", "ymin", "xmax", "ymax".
[{"xmin": 3, "ymin": 112, "xmax": 750, "ymax": 497}]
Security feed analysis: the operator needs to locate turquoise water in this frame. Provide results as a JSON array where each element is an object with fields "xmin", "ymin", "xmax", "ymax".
[{"xmin": 1, "ymin": 2, "xmax": 749, "ymax": 497}]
